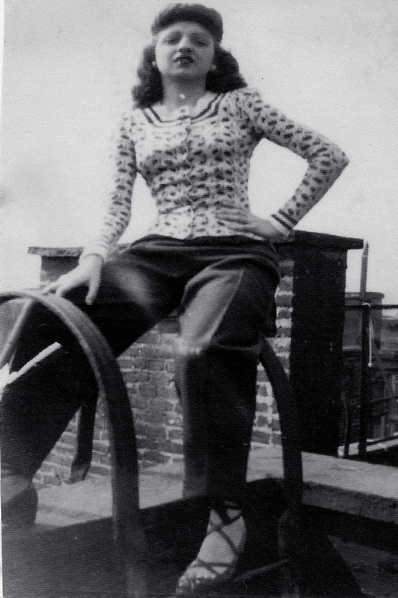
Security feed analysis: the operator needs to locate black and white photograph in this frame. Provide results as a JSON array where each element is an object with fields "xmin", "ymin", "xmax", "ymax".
[{"xmin": 1, "ymin": 1, "xmax": 398, "ymax": 597}]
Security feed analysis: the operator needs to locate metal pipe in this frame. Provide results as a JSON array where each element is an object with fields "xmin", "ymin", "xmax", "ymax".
[
  {"xmin": 358, "ymin": 302, "xmax": 372, "ymax": 459},
  {"xmin": 345, "ymin": 304, "xmax": 398, "ymax": 311}
]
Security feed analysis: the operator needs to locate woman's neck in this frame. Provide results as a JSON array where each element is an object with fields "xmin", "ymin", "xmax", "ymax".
[{"xmin": 161, "ymin": 80, "xmax": 208, "ymax": 110}]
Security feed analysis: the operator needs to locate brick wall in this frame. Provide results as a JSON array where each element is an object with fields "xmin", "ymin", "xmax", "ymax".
[{"xmin": 23, "ymin": 231, "xmax": 362, "ymax": 486}]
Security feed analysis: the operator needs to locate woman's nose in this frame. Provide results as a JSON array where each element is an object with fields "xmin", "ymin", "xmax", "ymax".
[{"xmin": 177, "ymin": 37, "xmax": 193, "ymax": 52}]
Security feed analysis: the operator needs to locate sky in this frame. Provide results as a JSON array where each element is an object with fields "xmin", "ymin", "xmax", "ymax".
[{"xmin": 1, "ymin": 0, "xmax": 398, "ymax": 302}]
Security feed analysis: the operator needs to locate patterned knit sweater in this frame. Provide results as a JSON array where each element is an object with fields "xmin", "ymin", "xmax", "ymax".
[{"xmin": 81, "ymin": 87, "xmax": 349, "ymax": 261}]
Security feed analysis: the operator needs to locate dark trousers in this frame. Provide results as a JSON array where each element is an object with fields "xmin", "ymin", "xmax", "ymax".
[{"xmin": 1, "ymin": 236, "xmax": 278, "ymax": 504}]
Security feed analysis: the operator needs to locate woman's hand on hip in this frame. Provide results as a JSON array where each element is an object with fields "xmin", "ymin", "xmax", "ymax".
[
  {"xmin": 216, "ymin": 206, "xmax": 282, "ymax": 240},
  {"xmin": 42, "ymin": 254, "xmax": 103, "ymax": 305}
]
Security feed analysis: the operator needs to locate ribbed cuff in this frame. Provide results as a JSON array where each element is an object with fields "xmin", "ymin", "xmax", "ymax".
[{"xmin": 268, "ymin": 213, "xmax": 294, "ymax": 236}]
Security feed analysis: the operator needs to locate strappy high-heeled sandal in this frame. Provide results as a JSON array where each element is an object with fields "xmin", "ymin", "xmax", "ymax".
[{"xmin": 175, "ymin": 501, "xmax": 246, "ymax": 595}]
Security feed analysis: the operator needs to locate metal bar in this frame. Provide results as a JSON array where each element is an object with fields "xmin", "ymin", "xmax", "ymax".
[
  {"xmin": 1, "ymin": 343, "xmax": 63, "ymax": 387},
  {"xmin": 359, "ymin": 241, "xmax": 369, "ymax": 303},
  {"xmin": 0, "ymin": 299, "xmax": 34, "ymax": 368},
  {"xmin": 358, "ymin": 303, "xmax": 372, "ymax": 459},
  {"xmin": 342, "ymin": 395, "xmax": 352, "ymax": 458},
  {"xmin": 365, "ymin": 304, "xmax": 398, "ymax": 310},
  {"xmin": 365, "ymin": 434, "xmax": 398, "ymax": 447},
  {"xmin": 0, "ymin": 291, "xmax": 148, "ymax": 598},
  {"xmin": 345, "ymin": 304, "xmax": 398, "ymax": 311},
  {"xmin": 69, "ymin": 392, "xmax": 98, "ymax": 484}
]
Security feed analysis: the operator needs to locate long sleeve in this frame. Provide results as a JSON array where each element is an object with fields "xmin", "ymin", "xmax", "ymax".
[
  {"xmin": 237, "ymin": 88, "xmax": 349, "ymax": 235},
  {"xmin": 80, "ymin": 113, "xmax": 137, "ymax": 261}
]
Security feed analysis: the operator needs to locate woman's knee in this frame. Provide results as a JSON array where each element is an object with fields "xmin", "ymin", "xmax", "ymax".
[{"xmin": 175, "ymin": 336, "xmax": 209, "ymax": 359}]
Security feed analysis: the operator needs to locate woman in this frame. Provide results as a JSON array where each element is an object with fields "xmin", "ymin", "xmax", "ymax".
[{"xmin": 1, "ymin": 3, "xmax": 349, "ymax": 594}]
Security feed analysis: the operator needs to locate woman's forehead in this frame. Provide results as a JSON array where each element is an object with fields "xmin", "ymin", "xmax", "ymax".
[{"xmin": 156, "ymin": 21, "xmax": 213, "ymax": 38}]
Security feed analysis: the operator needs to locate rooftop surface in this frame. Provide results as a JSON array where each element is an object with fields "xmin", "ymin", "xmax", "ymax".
[{"xmin": 26, "ymin": 446, "xmax": 398, "ymax": 597}]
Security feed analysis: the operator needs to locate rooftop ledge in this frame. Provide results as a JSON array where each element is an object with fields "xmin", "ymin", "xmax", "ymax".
[
  {"xmin": 28, "ymin": 230, "xmax": 364, "ymax": 258},
  {"xmin": 163, "ymin": 446, "xmax": 397, "ymax": 526},
  {"xmin": 35, "ymin": 446, "xmax": 398, "ymax": 528}
]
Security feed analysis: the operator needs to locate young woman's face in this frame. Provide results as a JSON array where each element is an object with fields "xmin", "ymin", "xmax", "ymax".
[{"xmin": 154, "ymin": 21, "xmax": 216, "ymax": 82}]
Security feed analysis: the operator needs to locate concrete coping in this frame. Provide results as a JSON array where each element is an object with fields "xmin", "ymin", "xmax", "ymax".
[
  {"xmin": 28, "ymin": 231, "xmax": 363, "ymax": 258},
  {"xmin": 36, "ymin": 446, "xmax": 398, "ymax": 528},
  {"xmin": 248, "ymin": 446, "xmax": 398, "ymax": 525}
]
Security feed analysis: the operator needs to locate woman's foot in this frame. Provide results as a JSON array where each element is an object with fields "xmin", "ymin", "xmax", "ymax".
[
  {"xmin": 1, "ymin": 472, "xmax": 38, "ymax": 527},
  {"xmin": 176, "ymin": 501, "xmax": 246, "ymax": 595}
]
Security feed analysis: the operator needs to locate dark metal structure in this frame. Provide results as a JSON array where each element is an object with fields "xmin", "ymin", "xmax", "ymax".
[
  {"xmin": 343, "ymin": 302, "xmax": 398, "ymax": 461},
  {"xmin": 1, "ymin": 291, "xmax": 364, "ymax": 597}
]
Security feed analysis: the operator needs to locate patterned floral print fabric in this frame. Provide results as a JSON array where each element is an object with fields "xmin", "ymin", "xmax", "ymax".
[{"xmin": 81, "ymin": 88, "xmax": 349, "ymax": 261}]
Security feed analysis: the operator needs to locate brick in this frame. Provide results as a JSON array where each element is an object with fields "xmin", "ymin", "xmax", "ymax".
[
  {"xmin": 279, "ymin": 260, "xmax": 294, "ymax": 276},
  {"xmin": 251, "ymin": 430, "xmax": 271, "ymax": 444},
  {"xmin": 140, "ymin": 450, "xmax": 169, "ymax": 464},
  {"xmin": 59, "ymin": 432, "xmax": 77, "ymax": 446},
  {"xmin": 152, "ymin": 372, "xmax": 171, "ymax": 385},
  {"xmin": 89, "ymin": 464, "xmax": 112, "ymax": 477},
  {"xmin": 52, "ymin": 444, "xmax": 74, "ymax": 456},
  {"xmin": 278, "ymin": 277, "xmax": 293, "ymax": 292},
  {"xmin": 256, "ymin": 369, "xmax": 270, "ymax": 382},
  {"xmin": 42, "ymin": 474, "xmax": 62, "ymax": 486},
  {"xmin": 273, "ymin": 338, "xmax": 291, "ymax": 352},
  {"xmin": 167, "ymin": 428, "xmax": 183, "ymax": 441},
  {"xmin": 137, "ymin": 383, "xmax": 157, "ymax": 398},
  {"xmin": 118, "ymin": 361, "xmax": 133, "ymax": 371},
  {"xmin": 272, "ymin": 419, "xmax": 281, "ymax": 432},
  {"xmin": 257, "ymin": 386, "xmax": 271, "ymax": 399},
  {"xmin": 144, "ymin": 409, "xmax": 166, "ymax": 425},
  {"xmin": 124, "ymin": 346, "xmax": 142, "ymax": 358},
  {"xmin": 138, "ymin": 331, "xmax": 160, "ymax": 344},
  {"xmin": 277, "ymin": 308, "xmax": 292, "ymax": 319},
  {"xmin": 256, "ymin": 403, "xmax": 273, "ymax": 414},
  {"xmin": 255, "ymin": 415, "xmax": 272, "ymax": 429},
  {"xmin": 38, "ymin": 462, "xmax": 56, "ymax": 473},
  {"xmin": 275, "ymin": 293, "xmax": 293, "ymax": 307},
  {"xmin": 160, "ymin": 387, "xmax": 179, "ymax": 400},
  {"xmin": 92, "ymin": 440, "xmax": 109, "ymax": 453},
  {"xmin": 131, "ymin": 397, "xmax": 150, "ymax": 410},
  {"xmin": 164, "ymin": 413, "xmax": 183, "ymax": 426},
  {"xmin": 158, "ymin": 439, "xmax": 183, "ymax": 453},
  {"xmin": 277, "ymin": 318, "xmax": 292, "ymax": 330},
  {"xmin": 142, "ymin": 425, "xmax": 167, "ymax": 441},
  {"xmin": 146, "ymin": 358, "xmax": 166, "ymax": 371},
  {"xmin": 123, "ymin": 371, "xmax": 150, "ymax": 383}
]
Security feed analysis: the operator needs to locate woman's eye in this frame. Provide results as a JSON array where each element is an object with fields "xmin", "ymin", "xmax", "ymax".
[{"xmin": 193, "ymin": 38, "xmax": 209, "ymax": 46}]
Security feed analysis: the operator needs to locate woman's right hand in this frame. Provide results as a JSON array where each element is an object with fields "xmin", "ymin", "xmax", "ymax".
[{"xmin": 42, "ymin": 254, "xmax": 103, "ymax": 305}]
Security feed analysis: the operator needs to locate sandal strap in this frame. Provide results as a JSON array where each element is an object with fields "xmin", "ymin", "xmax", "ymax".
[
  {"xmin": 206, "ymin": 519, "xmax": 243, "ymax": 557},
  {"xmin": 205, "ymin": 501, "xmax": 245, "ymax": 558},
  {"xmin": 187, "ymin": 557, "xmax": 237, "ymax": 576},
  {"xmin": 211, "ymin": 500, "xmax": 242, "ymax": 525}
]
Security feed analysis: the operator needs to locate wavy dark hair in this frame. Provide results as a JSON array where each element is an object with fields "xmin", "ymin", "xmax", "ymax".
[{"xmin": 132, "ymin": 44, "xmax": 247, "ymax": 108}]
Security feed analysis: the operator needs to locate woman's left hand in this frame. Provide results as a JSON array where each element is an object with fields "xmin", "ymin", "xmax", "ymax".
[{"xmin": 216, "ymin": 205, "xmax": 282, "ymax": 240}]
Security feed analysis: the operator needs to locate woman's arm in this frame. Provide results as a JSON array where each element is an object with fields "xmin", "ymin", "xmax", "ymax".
[
  {"xmin": 79, "ymin": 112, "xmax": 137, "ymax": 262},
  {"xmin": 233, "ymin": 88, "xmax": 349, "ymax": 237},
  {"xmin": 43, "ymin": 113, "xmax": 137, "ymax": 304}
]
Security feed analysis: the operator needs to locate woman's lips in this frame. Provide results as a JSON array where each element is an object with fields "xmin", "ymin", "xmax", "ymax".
[{"xmin": 174, "ymin": 55, "xmax": 194, "ymax": 65}]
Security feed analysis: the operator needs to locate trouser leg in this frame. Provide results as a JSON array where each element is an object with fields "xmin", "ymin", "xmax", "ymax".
[
  {"xmin": 174, "ymin": 262, "xmax": 277, "ymax": 505},
  {"xmin": 1, "ymin": 249, "xmax": 181, "ymax": 479}
]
